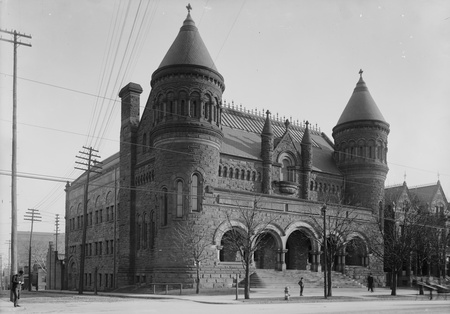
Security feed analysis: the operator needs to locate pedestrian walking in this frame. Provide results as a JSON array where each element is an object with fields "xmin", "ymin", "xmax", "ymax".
[
  {"xmin": 11, "ymin": 270, "xmax": 24, "ymax": 307},
  {"xmin": 298, "ymin": 277, "xmax": 304, "ymax": 296},
  {"xmin": 367, "ymin": 273, "xmax": 374, "ymax": 292}
]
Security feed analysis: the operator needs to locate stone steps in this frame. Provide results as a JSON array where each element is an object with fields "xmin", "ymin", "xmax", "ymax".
[{"xmin": 238, "ymin": 269, "xmax": 365, "ymax": 289}]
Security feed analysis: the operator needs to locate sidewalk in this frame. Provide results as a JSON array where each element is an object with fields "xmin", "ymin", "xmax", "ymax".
[{"xmin": 31, "ymin": 286, "xmax": 436, "ymax": 304}]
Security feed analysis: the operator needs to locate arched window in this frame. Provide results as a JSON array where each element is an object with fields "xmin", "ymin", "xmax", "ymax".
[
  {"xmin": 235, "ymin": 169, "xmax": 239, "ymax": 179},
  {"xmin": 143, "ymin": 213, "xmax": 148, "ymax": 249},
  {"xmin": 218, "ymin": 165, "xmax": 222, "ymax": 177},
  {"xmin": 142, "ymin": 133, "xmax": 147, "ymax": 153},
  {"xmin": 229, "ymin": 168, "xmax": 234, "ymax": 179},
  {"xmin": 150, "ymin": 210, "xmax": 155, "ymax": 249},
  {"xmin": 223, "ymin": 167, "xmax": 228, "ymax": 177},
  {"xmin": 161, "ymin": 188, "xmax": 168, "ymax": 226},
  {"xmin": 137, "ymin": 215, "xmax": 142, "ymax": 249},
  {"xmin": 191, "ymin": 174, "xmax": 200, "ymax": 212},
  {"xmin": 176, "ymin": 180, "xmax": 183, "ymax": 218},
  {"xmin": 241, "ymin": 169, "xmax": 245, "ymax": 180}
]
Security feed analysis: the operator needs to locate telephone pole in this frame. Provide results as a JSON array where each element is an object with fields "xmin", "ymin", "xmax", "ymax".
[
  {"xmin": 0, "ymin": 29, "xmax": 31, "ymax": 283},
  {"xmin": 75, "ymin": 146, "xmax": 102, "ymax": 294},
  {"xmin": 24, "ymin": 208, "xmax": 41, "ymax": 291},
  {"xmin": 54, "ymin": 214, "xmax": 60, "ymax": 252}
]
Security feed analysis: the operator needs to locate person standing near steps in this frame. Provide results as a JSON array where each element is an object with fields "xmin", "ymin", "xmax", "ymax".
[
  {"xmin": 298, "ymin": 277, "xmax": 304, "ymax": 296},
  {"xmin": 367, "ymin": 273, "xmax": 374, "ymax": 292}
]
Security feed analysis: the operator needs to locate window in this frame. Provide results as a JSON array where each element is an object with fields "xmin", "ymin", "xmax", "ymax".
[
  {"xmin": 106, "ymin": 240, "xmax": 109, "ymax": 254},
  {"xmin": 99, "ymin": 209, "xmax": 103, "ymax": 223},
  {"xmin": 99, "ymin": 274, "xmax": 102, "ymax": 287},
  {"xmin": 106, "ymin": 207, "xmax": 110, "ymax": 221},
  {"xmin": 191, "ymin": 174, "xmax": 200, "ymax": 212},
  {"xmin": 281, "ymin": 159, "xmax": 290, "ymax": 181},
  {"xmin": 110, "ymin": 205, "xmax": 114, "ymax": 221},
  {"xmin": 176, "ymin": 181, "xmax": 183, "ymax": 218},
  {"xmin": 99, "ymin": 242, "xmax": 103, "ymax": 255},
  {"xmin": 150, "ymin": 210, "xmax": 155, "ymax": 249},
  {"xmin": 137, "ymin": 216, "xmax": 142, "ymax": 249},
  {"xmin": 142, "ymin": 133, "xmax": 147, "ymax": 153},
  {"xmin": 110, "ymin": 240, "xmax": 114, "ymax": 254},
  {"xmin": 162, "ymin": 188, "xmax": 168, "ymax": 226},
  {"xmin": 95, "ymin": 210, "xmax": 98, "ymax": 224}
]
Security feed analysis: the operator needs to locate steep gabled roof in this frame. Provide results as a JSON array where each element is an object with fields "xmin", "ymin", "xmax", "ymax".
[{"xmin": 220, "ymin": 107, "xmax": 340, "ymax": 175}]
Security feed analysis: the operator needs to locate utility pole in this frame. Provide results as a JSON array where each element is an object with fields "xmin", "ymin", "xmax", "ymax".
[
  {"xmin": 54, "ymin": 214, "xmax": 60, "ymax": 290},
  {"xmin": 24, "ymin": 208, "xmax": 41, "ymax": 291},
  {"xmin": 54, "ymin": 214, "xmax": 60, "ymax": 252},
  {"xmin": 0, "ymin": 28, "xmax": 32, "ymax": 291},
  {"xmin": 321, "ymin": 204, "xmax": 327, "ymax": 299},
  {"xmin": 75, "ymin": 146, "xmax": 102, "ymax": 294}
]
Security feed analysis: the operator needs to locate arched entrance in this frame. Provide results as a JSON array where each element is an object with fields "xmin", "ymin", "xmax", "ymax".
[
  {"xmin": 254, "ymin": 233, "xmax": 277, "ymax": 269},
  {"xmin": 286, "ymin": 230, "xmax": 312, "ymax": 270},
  {"xmin": 345, "ymin": 237, "xmax": 367, "ymax": 266},
  {"xmin": 68, "ymin": 260, "xmax": 78, "ymax": 290}
]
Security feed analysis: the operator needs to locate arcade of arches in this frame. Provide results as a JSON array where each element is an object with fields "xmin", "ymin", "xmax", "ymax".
[{"xmin": 217, "ymin": 223, "xmax": 370, "ymax": 272}]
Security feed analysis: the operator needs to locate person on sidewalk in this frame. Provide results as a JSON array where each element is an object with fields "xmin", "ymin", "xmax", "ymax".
[
  {"xmin": 298, "ymin": 277, "xmax": 304, "ymax": 296},
  {"xmin": 367, "ymin": 273, "xmax": 374, "ymax": 292},
  {"xmin": 11, "ymin": 270, "xmax": 24, "ymax": 307}
]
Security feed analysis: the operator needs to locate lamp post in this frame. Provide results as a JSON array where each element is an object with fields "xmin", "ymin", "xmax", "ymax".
[{"xmin": 322, "ymin": 204, "xmax": 327, "ymax": 299}]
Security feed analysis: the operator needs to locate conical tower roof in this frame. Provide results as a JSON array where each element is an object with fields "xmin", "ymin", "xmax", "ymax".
[
  {"xmin": 157, "ymin": 13, "xmax": 218, "ymax": 72},
  {"xmin": 336, "ymin": 71, "xmax": 386, "ymax": 126}
]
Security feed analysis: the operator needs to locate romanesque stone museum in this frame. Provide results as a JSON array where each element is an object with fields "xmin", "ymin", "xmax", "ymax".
[{"xmin": 64, "ymin": 11, "xmax": 393, "ymax": 291}]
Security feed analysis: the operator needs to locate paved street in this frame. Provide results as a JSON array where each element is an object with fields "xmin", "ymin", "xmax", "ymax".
[{"xmin": 1, "ymin": 288, "xmax": 449, "ymax": 314}]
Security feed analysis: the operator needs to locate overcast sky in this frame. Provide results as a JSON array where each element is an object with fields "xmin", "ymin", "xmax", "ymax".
[{"xmin": 1, "ymin": 0, "xmax": 449, "ymax": 259}]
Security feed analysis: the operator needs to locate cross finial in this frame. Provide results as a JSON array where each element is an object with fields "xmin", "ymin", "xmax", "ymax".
[
  {"xmin": 437, "ymin": 171, "xmax": 440, "ymax": 181},
  {"xmin": 359, "ymin": 69, "xmax": 363, "ymax": 78},
  {"xmin": 186, "ymin": 3, "xmax": 192, "ymax": 13},
  {"xmin": 403, "ymin": 171, "xmax": 407, "ymax": 182}
]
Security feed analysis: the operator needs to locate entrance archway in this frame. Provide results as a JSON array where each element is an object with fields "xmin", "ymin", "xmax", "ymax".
[
  {"xmin": 286, "ymin": 230, "xmax": 312, "ymax": 270},
  {"xmin": 254, "ymin": 233, "xmax": 277, "ymax": 269},
  {"xmin": 68, "ymin": 260, "xmax": 78, "ymax": 290}
]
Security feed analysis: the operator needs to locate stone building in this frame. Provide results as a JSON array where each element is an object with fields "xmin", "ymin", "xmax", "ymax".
[
  {"xmin": 384, "ymin": 180, "xmax": 449, "ymax": 286},
  {"xmin": 65, "ymin": 12, "xmax": 391, "ymax": 291}
]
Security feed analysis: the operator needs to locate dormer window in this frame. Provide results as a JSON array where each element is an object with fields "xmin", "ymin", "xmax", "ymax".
[{"xmin": 279, "ymin": 153, "xmax": 295, "ymax": 182}]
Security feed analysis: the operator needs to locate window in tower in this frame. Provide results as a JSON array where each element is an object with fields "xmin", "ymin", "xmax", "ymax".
[
  {"xmin": 176, "ymin": 180, "xmax": 183, "ymax": 218},
  {"xmin": 161, "ymin": 188, "xmax": 168, "ymax": 226},
  {"xmin": 142, "ymin": 133, "xmax": 147, "ymax": 153},
  {"xmin": 191, "ymin": 174, "xmax": 201, "ymax": 212}
]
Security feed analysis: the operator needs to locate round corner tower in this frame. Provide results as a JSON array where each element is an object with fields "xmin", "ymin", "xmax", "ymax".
[
  {"xmin": 332, "ymin": 71, "xmax": 389, "ymax": 211},
  {"xmin": 148, "ymin": 12, "xmax": 225, "ymax": 203}
]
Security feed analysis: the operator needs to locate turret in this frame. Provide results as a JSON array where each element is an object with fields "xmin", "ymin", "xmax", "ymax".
[
  {"xmin": 332, "ymin": 70, "xmax": 389, "ymax": 211},
  {"xmin": 301, "ymin": 121, "xmax": 312, "ymax": 200},
  {"xmin": 261, "ymin": 110, "xmax": 274, "ymax": 194}
]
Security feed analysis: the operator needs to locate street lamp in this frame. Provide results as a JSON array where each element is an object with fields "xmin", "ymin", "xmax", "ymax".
[{"xmin": 322, "ymin": 204, "xmax": 327, "ymax": 299}]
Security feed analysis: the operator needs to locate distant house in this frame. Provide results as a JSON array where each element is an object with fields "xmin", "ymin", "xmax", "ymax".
[{"xmin": 384, "ymin": 180, "xmax": 449, "ymax": 286}]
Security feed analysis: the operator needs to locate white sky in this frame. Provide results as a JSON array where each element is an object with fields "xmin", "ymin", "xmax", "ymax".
[{"xmin": 1, "ymin": 0, "xmax": 449, "ymax": 260}]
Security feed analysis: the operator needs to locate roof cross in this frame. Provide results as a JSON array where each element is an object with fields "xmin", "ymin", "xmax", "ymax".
[
  {"xmin": 186, "ymin": 3, "xmax": 192, "ymax": 13},
  {"xmin": 359, "ymin": 69, "xmax": 363, "ymax": 78}
]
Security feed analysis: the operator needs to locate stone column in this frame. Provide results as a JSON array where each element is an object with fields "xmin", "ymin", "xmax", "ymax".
[{"xmin": 277, "ymin": 249, "xmax": 288, "ymax": 271}]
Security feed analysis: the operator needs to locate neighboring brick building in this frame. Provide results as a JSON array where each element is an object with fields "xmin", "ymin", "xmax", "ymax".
[
  {"xmin": 384, "ymin": 180, "xmax": 449, "ymax": 286},
  {"xmin": 65, "ymin": 12, "xmax": 392, "ymax": 291}
]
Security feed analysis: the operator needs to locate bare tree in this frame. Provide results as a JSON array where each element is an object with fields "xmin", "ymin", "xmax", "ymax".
[
  {"xmin": 308, "ymin": 203, "xmax": 361, "ymax": 297},
  {"xmin": 365, "ymin": 199, "xmax": 430, "ymax": 295},
  {"xmin": 222, "ymin": 198, "xmax": 277, "ymax": 299},
  {"xmin": 171, "ymin": 218, "xmax": 211, "ymax": 294}
]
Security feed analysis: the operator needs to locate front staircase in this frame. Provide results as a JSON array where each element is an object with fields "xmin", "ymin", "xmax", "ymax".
[{"xmin": 239, "ymin": 269, "xmax": 365, "ymax": 289}]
